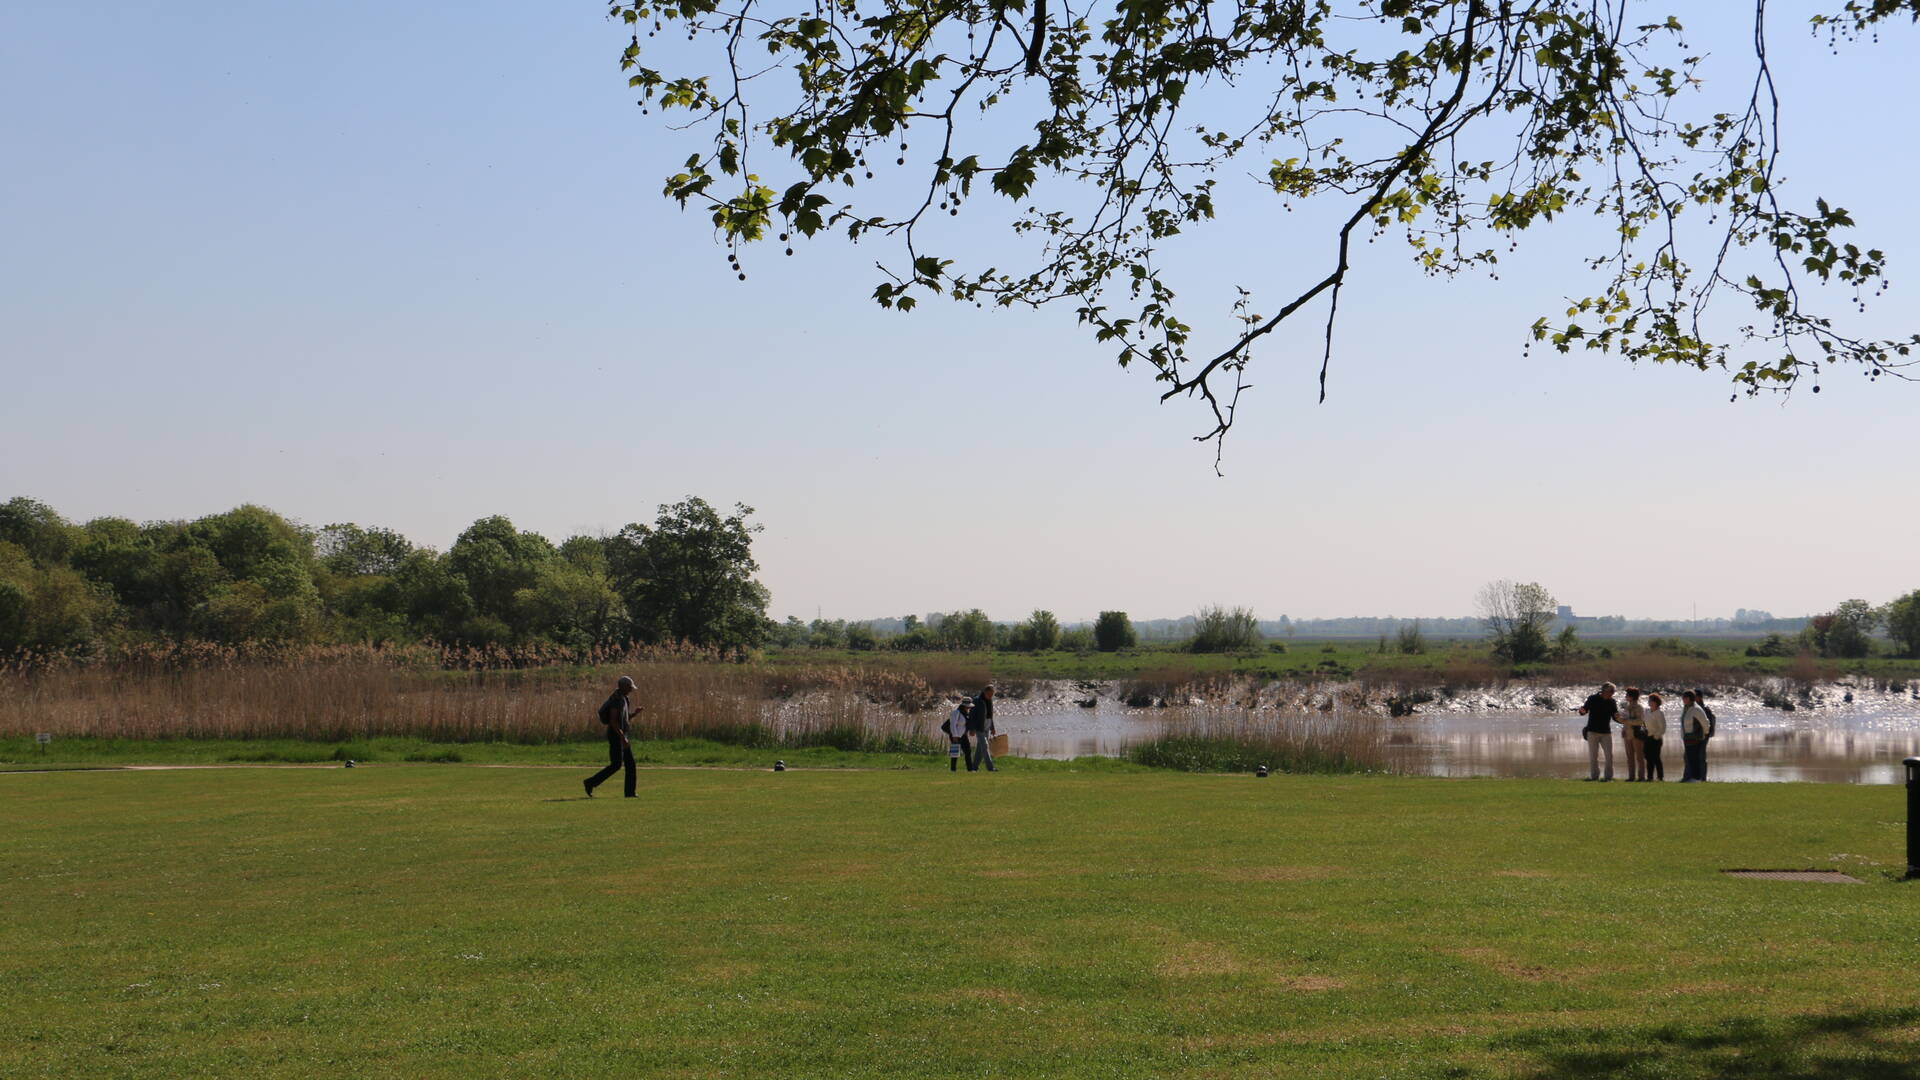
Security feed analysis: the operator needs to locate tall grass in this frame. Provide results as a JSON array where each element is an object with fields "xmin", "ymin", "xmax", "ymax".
[
  {"xmin": 0, "ymin": 645, "xmax": 938, "ymax": 753},
  {"xmin": 1124, "ymin": 706, "xmax": 1389, "ymax": 774}
]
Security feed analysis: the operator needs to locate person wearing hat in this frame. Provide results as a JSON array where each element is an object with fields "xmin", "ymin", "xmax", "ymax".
[{"xmin": 584, "ymin": 675, "xmax": 641, "ymax": 797}]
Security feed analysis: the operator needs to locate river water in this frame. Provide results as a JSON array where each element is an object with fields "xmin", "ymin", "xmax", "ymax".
[{"xmin": 993, "ymin": 684, "xmax": 1920, "ymax": 783}]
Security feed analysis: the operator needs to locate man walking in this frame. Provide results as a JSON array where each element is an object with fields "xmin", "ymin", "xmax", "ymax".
[
  {"xmin": 966, "ymin": 684, "xmax": 997, "ymax": 772},
  {"xmin": 1576, "ymin": 682, "xmax": 1618, "ymax": 782},
  {"xmin": 584, "ymin": 675, "xmax": 640, "ymax": 798}
]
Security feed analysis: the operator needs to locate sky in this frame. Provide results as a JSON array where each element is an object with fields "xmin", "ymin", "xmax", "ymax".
[{"xmin": 2, "ymin": 2, "xmax": 1914, "ymax": 624}]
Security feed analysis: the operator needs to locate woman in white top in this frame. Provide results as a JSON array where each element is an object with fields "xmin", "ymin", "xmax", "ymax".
[
  {"xmin": 1641, "ymin": 693, "xmax": 1668, "ymax": 781},
  {"xmin": 1679, "ymin": 690, "xmax": 1710, "ymax": 782}
]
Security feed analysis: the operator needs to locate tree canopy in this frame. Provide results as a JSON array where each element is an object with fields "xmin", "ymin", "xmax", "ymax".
[
  {"xmin": 614, "ymin": 0, "xmax": 1918, "ymax": 459},
  {"xmin": 0, "ymin": 496, "xmax": 772, "ymax": 657}
]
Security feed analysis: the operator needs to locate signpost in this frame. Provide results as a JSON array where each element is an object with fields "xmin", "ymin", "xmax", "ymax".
[{"xmin": 36, "ymin": 732, "xmax": 51, "ymax": 754}]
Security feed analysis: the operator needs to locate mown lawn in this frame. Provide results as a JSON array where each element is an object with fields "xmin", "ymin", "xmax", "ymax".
[{"xmin": 3, "ymin": 768, "xmax": 1917, "ymax": 1078}]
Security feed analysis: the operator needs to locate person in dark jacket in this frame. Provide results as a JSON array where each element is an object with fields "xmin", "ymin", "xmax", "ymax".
[
  {"xmin": 1691, "ymin": 688, "xmax": 1717, "ymax": 781},
  {"xmin": 965, "ymin": 685, "xmax": 997, "ymax": 772},
  {"xmin": 1576, "ymin": 682, "xmax": 1618, "ymax": 782},
  {"xmin": 584, "ymin": 675, "xmax": 640, "ymax": 797}
]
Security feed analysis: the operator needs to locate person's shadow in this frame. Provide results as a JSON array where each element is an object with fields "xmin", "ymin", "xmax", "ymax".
[{"xmin": 1499, "ymin": 1006, "xmax": 1920, "ymax": 1078}]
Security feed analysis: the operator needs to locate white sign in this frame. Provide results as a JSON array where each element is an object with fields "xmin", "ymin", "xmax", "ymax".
[{"xmin": 35, "ymin": 732, "xmax": 51, "ymax": 745}]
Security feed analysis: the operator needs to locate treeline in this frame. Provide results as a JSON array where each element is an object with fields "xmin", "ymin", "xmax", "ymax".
[
  {"xmin": 0, "ymin": 496, "xmax": 772, "ymax": 657},
  {"xmin": 772, "ymin": 609, "xmax": 1143, "ymax": 653}
]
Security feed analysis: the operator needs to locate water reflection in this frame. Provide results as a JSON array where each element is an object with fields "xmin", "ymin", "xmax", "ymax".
[{"xmin": 1001, "ymin": 698, "xmax": 1920, "ymax": 784}]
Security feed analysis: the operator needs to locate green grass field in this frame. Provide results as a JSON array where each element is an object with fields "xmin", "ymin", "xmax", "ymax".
[{"xmin": 5, "ymin": 767, "xmax": 1918, "ymax": 1078}]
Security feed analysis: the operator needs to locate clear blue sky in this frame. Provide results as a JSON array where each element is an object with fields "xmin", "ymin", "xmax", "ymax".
[{"xmin": 2, "ymin": 2, "xmax": 1914, "ymax": 623}]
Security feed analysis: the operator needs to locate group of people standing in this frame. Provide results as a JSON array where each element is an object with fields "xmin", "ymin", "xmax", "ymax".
[
  {"xmin": 940, "ymin": 686, "xmax": 999, "ymax": 772},
  {"xmin": 1577, "ymin": 681, "xmax": 1716, "ymax": 782}
]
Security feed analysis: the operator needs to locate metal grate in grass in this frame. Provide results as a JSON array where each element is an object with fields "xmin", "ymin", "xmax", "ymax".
[{"xmin": 1721, "ymin": 869, "xmax": 1864, "ymax": 884}]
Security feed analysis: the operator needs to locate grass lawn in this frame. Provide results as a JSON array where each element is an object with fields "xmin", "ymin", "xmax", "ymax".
[{"xmin": 4, "ymin": 767, "xmax": 1918, "ymax": 1078}]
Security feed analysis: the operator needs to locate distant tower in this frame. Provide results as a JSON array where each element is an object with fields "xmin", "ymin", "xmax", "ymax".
[{"xmin": 1556, "ymin": 605, "xmax": 1574, "ymax": 619}]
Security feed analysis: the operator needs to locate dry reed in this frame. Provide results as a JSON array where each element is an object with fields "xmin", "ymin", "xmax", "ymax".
[{"xmin": 0, "ymin": 645, "xmax": 937, "ymax": 752}]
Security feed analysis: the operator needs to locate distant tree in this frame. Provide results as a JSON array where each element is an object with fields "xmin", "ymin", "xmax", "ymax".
[
  {"xmin": 447, "ymin": 515, "xmax": 558, "ymax": 633},
  {"xmin": 890, "ymin": 624, "xmax": 935, "ymax": 651},
  {"xmin": 808, "ymin": 617, "xmax": 847, "ymax": 649},
  {"xmin": 771, "ymin": 615, "xmax": 809, "ymax": 649},
  {"xmin": 1058, "ymin": 627, "xmax": 1094, "ymax": 653},
  {"xmin": 1093, "ymin": 610, "xmax": 1137, "ymax": 652},
  {"xmin": 316, "ymin": 523, "xmax": 415, "ymax": 577},
  {"xmin": 0, "ymin": 541, "xmax": 118, "ymax": 654},
  {"xmin": 1808, "ymin": 598, "xmax": 1879, "ymax": 659},
  {"xmin": 0, "ymin": 497, "xmax": 80, "ymax": 567},
  {"xmin": 1883, "ymin": 590, "xmax": 1920, "ymax": 659},
  {"xmin": 389, "ymin": 550, "xmax": 477, "ymax": 643},
  {"xmin": 845, "ymin": 621, "xmax": 880, "ymax": 651},
  {"xmin": 1190, "ymin": 605, "xmax": 1260, "ymax": 653},
  {"xmin": 184, "ymin": 506, "xmax": 322, "ymax": 642},
  {"xmin": 1551, "ymin": 625, "xmax": 1583, "ymax": 662},
  {"xmin": 1026, "ymin": 609, "xmax": 1060, "ymax": 651},
  {"xmin": 1476, "ymin": 580, "xmax": 1556, "ymax": 664},
  {"xmin": 932, "ymin": 608, "xmax": 995, "ymax": 650},
  {"xmin": 1395, "ymin": 620, "xmax": 1428, "ymax": 655},
  {"xmin": 607, "ymin": 498, "xmax": 772, "ymax": 652}
]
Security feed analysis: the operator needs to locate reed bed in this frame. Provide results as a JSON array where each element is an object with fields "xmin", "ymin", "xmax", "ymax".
[
  {"xmin": 0, "ymin": 645, "xmax": 939, "ymax": 753},
  {"xmin": 1124, "ymin": 706, "xmax": 1390, "ymax": 775},
  {"xmin": 1115, "ymin": 665, "xmax": 1246, "ymax": 707}
]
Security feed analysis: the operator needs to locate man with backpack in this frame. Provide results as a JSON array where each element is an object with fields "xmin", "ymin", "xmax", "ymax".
[{"xmin": 583, "ymin": 675, "xmax": 640, "ymax": 798}]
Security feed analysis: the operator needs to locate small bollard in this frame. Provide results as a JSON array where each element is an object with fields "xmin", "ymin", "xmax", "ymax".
[{"xmin": 1906, "ymin": 758, "xmax": 1920, "ymax": 880}]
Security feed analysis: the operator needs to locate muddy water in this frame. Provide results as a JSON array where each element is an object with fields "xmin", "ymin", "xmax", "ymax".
[{"xmin": 996, "ymin": 685, "xmax": 1920, "ymax": 784}]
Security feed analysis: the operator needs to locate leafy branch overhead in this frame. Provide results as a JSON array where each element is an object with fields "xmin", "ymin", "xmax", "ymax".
[{"xmin": 614, "ymin": 0, "xmax": 1918, "ymax": 456}]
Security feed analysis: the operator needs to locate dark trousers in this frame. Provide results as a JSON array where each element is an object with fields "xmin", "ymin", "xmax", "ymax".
[
  {"xmin": 1643, "ymin": 737, "xmax": 1664, "ymax": 780},
  {"xmin": 949, "ymin": 736, "xmax": 969, "ymax": 771},
  {"xmin": 587, "ymin": 730, "xmax": 636, "ymax": 796},
  {"xmin": 1682, "ymin": 739, "xmax": 1707, "ymax": 782}
]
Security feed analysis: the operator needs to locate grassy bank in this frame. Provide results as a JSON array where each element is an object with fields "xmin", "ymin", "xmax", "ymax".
[{"xmin": 4, "ymin": 768, "xmax": 1916, "ymax": 1077}]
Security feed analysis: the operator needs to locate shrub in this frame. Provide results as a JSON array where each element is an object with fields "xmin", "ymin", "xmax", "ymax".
[
  {"xmin": 1395, "ymin": 621, "xmax": 1428, "ymax": 655},
  {"xmin": 1189, "ymin": 605, "xmax": 1260, "ymax": 653}
]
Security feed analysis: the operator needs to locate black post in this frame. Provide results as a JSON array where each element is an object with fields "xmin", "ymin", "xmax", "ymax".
[{"xmin": 1907, "ymin": 758, "xmax": 1920, "ymax": 880}]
